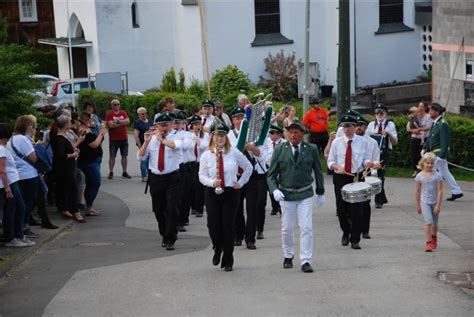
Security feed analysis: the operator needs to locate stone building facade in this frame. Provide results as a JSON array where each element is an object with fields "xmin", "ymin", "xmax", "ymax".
[{"xmin": 432, "ymin": 0, "xmax": 474, "ymax": 114}]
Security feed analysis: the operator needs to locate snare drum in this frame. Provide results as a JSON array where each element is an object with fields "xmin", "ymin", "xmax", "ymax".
[
  {"xmin": 364, "ymin": 176, "xmax": 382, "ymax": 195},
  {"xmin": 341, "ymin": 182, "xmax": 372, "ymax": 203}
]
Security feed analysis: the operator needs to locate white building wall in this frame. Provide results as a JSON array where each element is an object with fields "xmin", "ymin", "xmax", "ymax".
[
  {"xmin": 53, "ymin": 0, "xmax": 99, "ymax": 79},
  {"xmin": 354, "ymin": 0, "xmax": 422, "ymax": 87}
]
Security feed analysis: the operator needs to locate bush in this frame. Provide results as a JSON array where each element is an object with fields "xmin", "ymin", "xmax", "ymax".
[
  {"xmin": 211, "ymin": 65, "xmax": 253, "ymax": 102},
  {"xmin": 389, "ymin": 114, "xmax": 474, "ymax": 169},
  {"xmin": 178, "ymin": 68, "xmax": 186, "ymax": 93},
  {"xmin": 160, "ymin": 67, "xmax": 177, "ymax": 92},
  {"xmin": 187, "ymin": 78, "xmax": 208, "ymax": 101},
  {"xmin": 30, "ymin": 49, "xmax": 58, "ymax": 77},
  {"xmin": 259, "ymin": 50, "xmax": 298, "ymax": 101}
]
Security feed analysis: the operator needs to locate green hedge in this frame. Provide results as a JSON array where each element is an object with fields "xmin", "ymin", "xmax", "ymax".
[{"xmin": 78, "ymin": 90, "xmax": 201, "ymax": 123}]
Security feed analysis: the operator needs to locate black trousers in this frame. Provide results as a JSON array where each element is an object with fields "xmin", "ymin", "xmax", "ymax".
[
  {"xmin": 178, "ymin": 162, "xmax": 195, "ymax": 226},
  {"xmin": 149, "ymin": 171, "xmax": 179, "ymax": 244},
  {"xmin": 410, "ymin": 138, "xmax": 422, "ymax": 171},
  {"xmin": 205, "ymin": 187, "xmax": 240, "ymax": 268},
  {"xmin": 361, "ymin": 200, "xmax": 371, "ymax": 235},
  {"xmin": 235, "ymin": 172, "xmax": 267, "ymax": 243},
  {"xmin": 375, "ymin": 151, "xmax": 391, "ymax": 205},
  {"xmin": 55, "ymin": 171, "xmax": 78, "ymax": 214},
  {"xmin": 333, "ymin": 173, "xmax": 363, "ymax": 243},
  {"xmin": 191, "ymin": 163, "xmax": 205, "ymax": 214},
  {"xmin": 309, "ymin": 131, "xmax": 329, "ymax": 154}
]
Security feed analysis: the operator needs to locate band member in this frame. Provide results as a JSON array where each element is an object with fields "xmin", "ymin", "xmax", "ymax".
[
  {"xmin": 266, "ymin": 125, "xmax": 286, "ymax": 215},
  {"xmin": 267, "ymin": 120, "xmax": 325, "ymax": 273},
  {"xmin": 172, "ymin": 111, "xmax": 194, "ymax": 232},
  {"xmin": 327, "ymin": 115, "xmax": 374, "ymax": 250},
  {"xmin": 138, "ymin": 113, "xmax": 182, "ymax": 251},
  {"xmin": 189, "ymin": 115, "xmax": 210, "ymax": 218},
  {"xmin": 425, "ymin": 103, "xmax": 463, "ymax": 201},
  {"xmin": 355, "ymin": 116, "xmax": 381, "ymax": 239},
  {"xmin": 367, "ymin": 104, "xmax": 398, "ymax": 208},
  {"xmin": 227, "ymin": 106, "xmax": 246, "ymax": 147},
  {"xmin": 199, "ymin": 121, "xmax": 252, "ymax": 272},
  {"xmin": 201, "ymin": 100, "xmax": 215, "ymax": 133}
]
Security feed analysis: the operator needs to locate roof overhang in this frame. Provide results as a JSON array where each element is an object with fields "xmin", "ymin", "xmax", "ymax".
[{"xmin": 38, "ymin": 37, "xmax": 92, "ymax": 48}]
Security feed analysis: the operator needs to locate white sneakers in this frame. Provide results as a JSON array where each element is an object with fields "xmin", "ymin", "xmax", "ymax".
[{"xmin": 5, "ymin": 238, "xmax": 36, "ymax": 248}]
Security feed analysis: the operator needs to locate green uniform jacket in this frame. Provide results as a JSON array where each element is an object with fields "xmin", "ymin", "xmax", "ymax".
[
  {"xmin": 427, "ymin": 117, "xmax": 450, "ymax": 160},
  {"xmin": 267, "ymin": 141, "xmax": 325, "ymax": 201}
]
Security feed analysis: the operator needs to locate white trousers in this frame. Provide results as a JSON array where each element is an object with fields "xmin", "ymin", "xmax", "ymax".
[
  {"xmin": 280, "ymin": 197, "xmax": 313, "ymax": 266},
  {"xmin": 435, "ymin": 157, "xmax": 462, "ymax": 195}
]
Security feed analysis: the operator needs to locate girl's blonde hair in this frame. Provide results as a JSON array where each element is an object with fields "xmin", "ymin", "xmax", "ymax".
[
  {"xmin": 209, "ymin": 133, "xmax": 231, "ymax": 153},
  {"xmin": 417, "ymin": 152, "xmax": 436, "ymax": 170}
]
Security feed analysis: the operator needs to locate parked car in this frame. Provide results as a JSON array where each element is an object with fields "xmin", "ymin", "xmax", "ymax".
[
  {"xmin": 31, "ymin": 74, "xmax": 59, "ymax": 108},
  {"xmin": 47, "ymin": 78, "xmax": 143, "ymax": 108}
]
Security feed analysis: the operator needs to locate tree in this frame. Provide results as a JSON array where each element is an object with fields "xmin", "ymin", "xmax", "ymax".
[
  {"xmin": 259, "ymin": 50, "xmax": 298, "ymax": 101},
  {"xmin": 0, "ymin": 18, "xmax": 39, "ymax": 123}
]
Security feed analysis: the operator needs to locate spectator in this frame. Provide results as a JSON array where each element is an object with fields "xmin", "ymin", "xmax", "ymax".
[
  {"xmin": 407, "ymin": 106, "xmax": 422, "ymax": 177},
  {"xmin": 78, "ymin": 112, "xmax": 106, "ymax": 216},
  {"xmin": 52, "ymin": 115, "xmax": 86, "ymax": 223},
  {"xmin": 303, "ymin": 96, "xmax": 329, "ymax": 153},
  {"xmin": 106, "ymin": 99, "xmax": 131, "ymax": 179},
  {"xmin": 83, "ymin": 102, "xmax": 101, "ymax": 136},
  {"xmin": 133, "ymin": 107, "xmax": 153, "ymax": 182},
  {"xmin": 0, "ymin": 123, "xmax": 35, "ymax": 248},
  {"xmin": 7, "ymin": 115, "xmax": 40, "ymax": 239}
]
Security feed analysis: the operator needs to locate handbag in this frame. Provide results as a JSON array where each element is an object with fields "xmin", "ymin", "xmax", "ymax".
[{"xmin": 10, "ymin": 138, "xmax": 52, "ymax": 174}]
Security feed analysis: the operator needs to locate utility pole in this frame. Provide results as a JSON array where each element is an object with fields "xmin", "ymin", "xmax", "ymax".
[
  {"xmin": 66, "ymin": 0, "xmax": 75, "ymax": 109},
  {"xmin": 302, "ymin": 0, "xmax": 311, "ymax": 115},
  {"xmin": 337, "ymin": 0, "xmax": 350, "ymax": 122}
]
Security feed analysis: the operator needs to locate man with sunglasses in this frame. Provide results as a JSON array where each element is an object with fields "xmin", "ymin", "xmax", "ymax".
[
  {"xmin": 367, "ymin": 104, "xmax": 398, "ymax": 209},
  {"xmin": 138, "ymin": 113, "xmax": 183, "ymax": 250}
]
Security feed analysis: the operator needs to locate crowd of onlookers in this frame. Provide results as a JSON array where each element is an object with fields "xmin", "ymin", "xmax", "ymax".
[{"xmin": 0, "ymin": 95, "xmax": 437, "ymax": 249}]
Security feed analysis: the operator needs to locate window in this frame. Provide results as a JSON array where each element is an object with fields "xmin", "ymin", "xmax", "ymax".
[
  {"xmin": 379, "ymin": 0, "xmax": 403, "ymax": 24},
  {"xmin": 251, "ymin": 0, "xmax": 293, "ymax": 47},
  {"xmin": 131, "ymin": 2, "xmax": 140, "ymax": 28},
  {"xmin": 376, "ymin": 0, "xmax": 413, "ymax": 35},
  {"xmin": 467, "ymin": 61, "xmax": 474, "ymax": 81},
  {"xmin": 18, "ymin": 0, "xmax": 38, "ymax": 22}
]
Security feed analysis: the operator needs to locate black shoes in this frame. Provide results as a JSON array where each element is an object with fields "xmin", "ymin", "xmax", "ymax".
[
  {"xmin": 351, "ymin": 242, "xmax": 361, "ymax": 250},
  {"xmin": 108, "ymin": 172, "xmax": 113, "ymax": 179},
  {"xmin": 212, "ymin": 249, "xmax": 222, "ymax": 266},
  {"xmin": 161, "ymin": 239, "xmax": 167, "ymax": 248},
  {"xmin": 301, "ymin": 262, "xmax": 313, "ymax": 273},
  {"xmin": 166, "ymin": 242, "xmax": 175, "ymax": 251},
  {"xmin": 177, "ymin": 226, "xmax": 186, "ymax": 232},
  {"xmin": 447, "ymin": 193, "xmax": 463, "ymax": 201},
  {"xmin": 122, "ymin": 172, "xmax": 132, "ymax": 179},
  {"xmin": 195, "ymin": 212, "xmax": 203, "ymax": 218},
  {"xmin": 41, "ymin": 220, "xmax": 59, "ymax": 229},
  {"xmin": 234, "ymin": 239, "xmax": 242, "ymax": 246},
  {"xmin": 246, "ymin": 242, "xmax": 257, "ymax": 250},
  {"xmin": 224, "ymin": 266, "xmax": 233, "ymax": 272},
  {"xmin": 283, "ymin": 257, "xmax": 294, "ymax": 269},
  {"xmin": 341, "ymin": 233, "xmax": 350, "ymax": 246},
  {"xmin": 256, "ymin": 231, "xmax": 264, "ymax": 240},
  {"xmin": 362, "ymin": 232, "xmax": 371, "ymax": 239},
  {"xmin": 375, "ymin": 203, "xmax": 383, "ymax": 209},
  {"xmin": 270, "ymin": 209, "xmax": 281, "ymax": 215}
]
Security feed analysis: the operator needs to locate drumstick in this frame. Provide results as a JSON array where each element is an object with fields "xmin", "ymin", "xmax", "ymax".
[{"xmin": 344, "ymin": 171, "xmax": 355, "ymax": 177}]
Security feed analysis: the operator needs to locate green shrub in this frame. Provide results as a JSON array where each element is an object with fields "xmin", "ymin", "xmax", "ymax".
[
  {"xmin": 211, "ymin": 65, "xmax": 253, "ymax": 102},
  {"xmin": 259, "ymin": 50, "xmax": 298, "ymax": 101},
  {"xmin": 30, "ymin": 49, "xmax": 58, "ymax": 77},
  {"xmin": 187, "ymin": 78, "xmax": 208, "ymax": 101},
  {"xmin": 160, "ymin": 67, "xmax": 177, "ymax": 92}
]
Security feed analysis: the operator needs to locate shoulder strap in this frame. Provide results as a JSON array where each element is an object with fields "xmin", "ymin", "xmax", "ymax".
[
  {"xmin": 11, "ymin": 137, "xmax": 35, "ymax": 167},
  {"xmin": 384, "ymin": 119, "xmax": 391, "ymax": 129}
]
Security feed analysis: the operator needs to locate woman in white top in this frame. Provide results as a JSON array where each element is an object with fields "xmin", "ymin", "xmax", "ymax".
[
  {"xmin": 6, "ymin": 115, "xmax": 40, "ymax": 239},
  {"xmin": 199, "ymin": 121, "xmax": 252, "ymax": 272},
  {"xmin": 0, "ymin": 123, "xmax": 35, "ymax": 248}
]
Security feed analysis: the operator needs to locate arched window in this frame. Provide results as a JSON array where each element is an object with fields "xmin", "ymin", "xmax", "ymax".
[{"xmin": 131, "ymin": 1, "xmax": 140, "ymax": 28}]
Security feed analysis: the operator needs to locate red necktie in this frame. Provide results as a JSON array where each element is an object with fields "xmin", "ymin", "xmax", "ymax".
[
  {"xmin": 194, "ymin": 142, "xmax": 198, "ymax": 160},
  {"xmin": 218, "ymin": 151, "xmax": 225, "ymax": 187},
  {"xmin": 158, "ymin": 139, "xmax": 165, "ymax": 172},
  {"xmin": 378, "ymin": 122, "xmax": 383, "ymax": 134},
  {"xmin": 345, "ymin": 140, "xmax": 352, "ymax": 174},
  {"xmin": 202, "ymin": 118, "xmax": 207, "ymax": 127}
]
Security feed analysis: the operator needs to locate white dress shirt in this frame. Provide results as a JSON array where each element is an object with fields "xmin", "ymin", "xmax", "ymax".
[
  {"xmin": 364, "ymin": 134, "xmax": 380, "ymax": 162},
  {"xmin": 192, "ymin": 131, "xmax": 210, "ymax": 161},
  {"xmin": 199, "ymin": 147, "xmax": 252, "ymax": 188},
  {"xmin": 201, "ymin": 115, "xmax": 215, "ymax": 129},
  {"xmin": 367, "ymin": 119, "xmax": 398, "ymax": 150},
  {"xmin": 228, "ymin": 128, "xmax": 239, "ymax": 147},
  {"xmin": 264, "ymin": 136, "xmax": 286, "ymax": 166},
  {"xmin": 327, "ymin": 134, "xmax": 370, "ymax": 174},
  {"xmin": 137, "ymin": 134, "xmax": 183, "ymax": 175}
]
